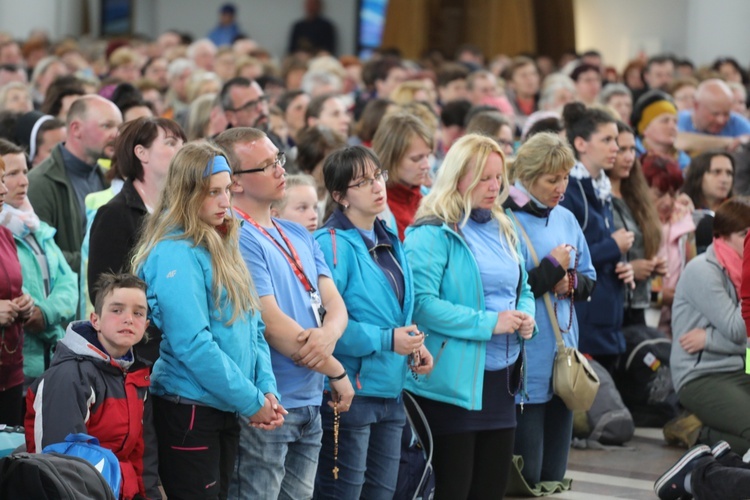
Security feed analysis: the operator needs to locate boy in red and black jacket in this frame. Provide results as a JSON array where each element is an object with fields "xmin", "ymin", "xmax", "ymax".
[{"xmin": 26, "ymin": 273, "xmax": 151, "ymax": 500}]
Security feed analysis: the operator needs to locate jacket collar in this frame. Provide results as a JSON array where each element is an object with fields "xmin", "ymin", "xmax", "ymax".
[
  {"xmin": 324, "ymin": 208, "xmax": 395, "ymax": 251},
  {"xmin": 42, "ymin": 144, "xmax": 106, "ymax": 187},
  {"xmin": 505, "ymin": 184, "xmax": 553, "ymax": 220},
  {"xmin": 121, "ymin": 180, "xmax": 148, "ymax": 214}
]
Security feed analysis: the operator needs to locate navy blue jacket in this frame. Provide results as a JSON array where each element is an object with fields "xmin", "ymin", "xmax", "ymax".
[{"xmin": 560, "ymin": 177, "xmax": 626, "ymax": 356}]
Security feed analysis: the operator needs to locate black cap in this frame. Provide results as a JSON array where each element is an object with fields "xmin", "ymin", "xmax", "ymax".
[{"xmin": 16, "ymin": 111, "xmax": 53, "ymax": 161}]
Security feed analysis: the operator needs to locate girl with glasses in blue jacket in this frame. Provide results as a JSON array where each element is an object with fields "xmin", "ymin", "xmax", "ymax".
[{"xmin": 313, "ymin": 145, "xmax": 433, "ymax": 499}]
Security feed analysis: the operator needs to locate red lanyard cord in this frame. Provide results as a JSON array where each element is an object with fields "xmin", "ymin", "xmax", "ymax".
[{"xmin": 234, "ymin": 208, "xmax": 316, "ymax": 293}]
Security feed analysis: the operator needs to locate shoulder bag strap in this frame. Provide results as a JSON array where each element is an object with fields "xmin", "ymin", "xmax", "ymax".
[{"xmin": 509, "ymin": 211, "xmax": 567, "ymax": 352}]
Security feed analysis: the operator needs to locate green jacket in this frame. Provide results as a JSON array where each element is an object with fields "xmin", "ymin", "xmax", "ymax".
[
  {"xmin": 15, "ymin": 221, "xmax": 79, "ymax": 377},
  {"xmin": 27, "ymin": 145, "xmax": 106, "ymax": 271}
]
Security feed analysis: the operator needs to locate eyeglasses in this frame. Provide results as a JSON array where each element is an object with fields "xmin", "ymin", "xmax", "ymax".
[
  {"xmin": 235, "ymin": 152, "xmax": 286, "ymax": 175},
  {"xmin": 348, "ymin": 170, "xmax": 388, "ymax": 189},
  {"xmin": 227, "ymin": 94, "xmax": 270, "ymax": 112}
]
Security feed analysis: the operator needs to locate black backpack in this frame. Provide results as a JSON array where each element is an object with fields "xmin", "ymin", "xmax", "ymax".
[
  {"xmin": 616, "ymin": 325, "xmax": 680, "ymax": 427},
  {"xmin": 0, "ymin": 452, "xmax": 116, "ymax": 499}
]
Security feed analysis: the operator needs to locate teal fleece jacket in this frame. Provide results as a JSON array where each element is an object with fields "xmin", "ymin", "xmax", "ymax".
[
  {"xmin": 137, "ymin": 234, "xmax": 278, "ymax": 417},
  {"xmin": 403, "ymin": 214, "xmax": 536, "ymax": 410},
  {"xmin": 314, "ymin": 217, "xmax": 414, "ymax": 398}
]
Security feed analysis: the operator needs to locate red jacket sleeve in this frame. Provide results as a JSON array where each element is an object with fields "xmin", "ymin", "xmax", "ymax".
[{"xmin": 741, "ymin": 232, "xmax": 750, "ymax": 337}]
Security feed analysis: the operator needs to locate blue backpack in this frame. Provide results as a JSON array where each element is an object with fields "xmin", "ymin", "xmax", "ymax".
[
  {"xmin": 0, "ymin": 425, "xmax": 25, "ymax": 458},
  {"xmin": 43, "ymin": 433, "xmax": 121, "ymax": 498}
]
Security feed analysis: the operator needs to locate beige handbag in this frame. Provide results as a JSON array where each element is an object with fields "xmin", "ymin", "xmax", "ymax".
[{"xmin": 510, "ymin": 212, "xmax": 600, "ymax": 411}]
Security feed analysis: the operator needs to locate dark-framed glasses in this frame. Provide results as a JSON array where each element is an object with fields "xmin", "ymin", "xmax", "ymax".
[
  {"xmin": 235, "ymin": 152, "xmax": 286, "ymax": 175},
  {"xmin": 228, "ymin": 94, "xmax": 270, "ymax": 112},
  {"xmin": 348, "ymin": 170, "xmax": 388, "ymax": 189}
]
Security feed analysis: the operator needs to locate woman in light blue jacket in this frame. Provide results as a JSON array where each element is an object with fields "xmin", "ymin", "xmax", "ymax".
[
  {"xmin": 0, "ymin": 140, "xmax": 77, "ymax": 382},
  {"xmin": 505, "ymin": 133, "xmax": 596, "ymax": 489},
  {"xmin": 313, "ymin": 145, "xmax": 432, "ymax": 499},
  {"xmin": 132, "ymin": 143, "xmax": 280, "ymax": 499},
  {"xmin": 404, "ymin": 133, "xmax": 536, "ymax": 500}
]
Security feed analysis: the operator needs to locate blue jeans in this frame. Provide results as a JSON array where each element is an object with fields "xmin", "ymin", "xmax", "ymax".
[
  {"xmin": 513, "ymin": 395, "xmax": 573, "ymax": 485},
  {"xmin": 229, "ymin": 405, "xmax": 322, "ymax": 500},
  {"xmin": 314, "ymin": 393, "xmax": 405, "ymax": 500}
]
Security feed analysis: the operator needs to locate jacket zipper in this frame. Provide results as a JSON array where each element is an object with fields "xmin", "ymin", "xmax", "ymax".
[
  {"xmin": 447, "ymin": 223, "xmax": 487, "ymax": 409},
  {"xmin": 427, "ymin": 340, "xmax": 448, "ymax": 379}
]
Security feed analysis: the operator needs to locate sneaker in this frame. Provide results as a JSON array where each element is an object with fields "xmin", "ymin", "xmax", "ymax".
[
  {"xmin": 710, "ymin": 440, "xmax": 750, "ymax": 470},
  {"xmin": 710, "ymin": 440, "xmax": 731, "ymax": 460},
  {"xmin": 654, "ymin": 444, "xmax": 712, "ymax": 500}
]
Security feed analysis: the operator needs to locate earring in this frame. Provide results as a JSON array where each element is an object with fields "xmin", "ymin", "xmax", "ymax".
[
  {"xmin": 559, "ymin": 194, "xmax": 565, "ymax": 202},
  {"xmin": 342, "ymin": 204, "xmax": 349, "ymax": 210}
]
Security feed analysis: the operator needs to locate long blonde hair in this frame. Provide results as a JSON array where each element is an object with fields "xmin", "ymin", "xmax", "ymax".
[
  {"xmin": 131, "ymin": 142, "xmax": 258, "ymax": 323},
  {"xmin": 416, "ymin": 133, "xmax": 518, "ymax": 257}
]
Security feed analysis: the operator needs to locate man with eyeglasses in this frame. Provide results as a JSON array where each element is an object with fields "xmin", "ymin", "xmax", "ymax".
[
  {"xmin": 220, "ymin": 76, "xmax": 270, "ymax": 129},
  {"xmin": 215, "ymin": 127, "xmax": 353, "ymax": 499},
  {"xmin": 27, "ymin": 95, "xmax": 122, "ymax": 270},
  {"xmin": 219, "ymin": 76, "xmax": 287, "ymax": 151}
]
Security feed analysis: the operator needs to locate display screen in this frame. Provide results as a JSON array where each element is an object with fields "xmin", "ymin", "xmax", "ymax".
[{"xmin": 357, "ymin": 0, "xmax": 389, "ymax": 59}]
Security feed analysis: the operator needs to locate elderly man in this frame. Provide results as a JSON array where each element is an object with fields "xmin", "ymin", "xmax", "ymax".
[
  {"xmin": 677, "ymin": 78, "xmax": 750, "ymax": 154},
  {"xmin": 27, "ymin": 95, "xmax": 122, "ymax": 269},
  {"xmin": 187, "ymin": 38, "xmax": 217, "ymax": 72}
]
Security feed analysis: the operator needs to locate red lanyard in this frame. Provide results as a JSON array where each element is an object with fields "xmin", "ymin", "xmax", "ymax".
[{"xmin": 234, "ymin": 208, "xmax": 316, "ymax": 293}]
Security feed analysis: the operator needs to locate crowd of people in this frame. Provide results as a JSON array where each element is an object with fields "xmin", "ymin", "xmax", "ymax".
[{"xmin": 3, "ymin": 2, "xmax": 750, "ymax": 499}]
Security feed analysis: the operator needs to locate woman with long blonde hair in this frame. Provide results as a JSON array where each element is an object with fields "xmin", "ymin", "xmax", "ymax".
[
  {"xmin": 132, "ymin": 142, "xmax": 281, "ymax": 499},
  {"xmin": 404, "ymin": 133, "xmax": 536, "ymax": 499}
]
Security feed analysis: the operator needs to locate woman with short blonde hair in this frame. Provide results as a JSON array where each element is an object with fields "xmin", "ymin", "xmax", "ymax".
[{"xmin": 505, "ymin": 132, "xmax": 596, "ymax": 489}]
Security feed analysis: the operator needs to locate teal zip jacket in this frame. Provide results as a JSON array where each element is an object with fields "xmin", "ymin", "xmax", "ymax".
[
  {"xmin": 14, "ymin": 220, "xmax": 78, "ymax": 378},
  {"xmin": 314, "ymin": 214, "xmax": 415, "ymax": 398},
  {"xmin": 403, "ymin": 213, "xmax": 536, "ymax": 410},
  {"xmin": 137, "ymin": 234, "xmax": 278, "ymax": 417}
]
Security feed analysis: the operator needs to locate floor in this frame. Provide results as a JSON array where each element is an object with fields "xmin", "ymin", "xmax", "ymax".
[{"xmin": 508, "ymin": 428, "xmax": 686, "ymax": 500}]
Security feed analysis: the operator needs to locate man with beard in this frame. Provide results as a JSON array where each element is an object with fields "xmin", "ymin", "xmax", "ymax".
[
  {"xmin": 220, "ymin": 77, "xmax": 285, "ymax": 148},
  {"xmin": 28, "ymin": 95, "xmax": 122, "ymax": 270}
]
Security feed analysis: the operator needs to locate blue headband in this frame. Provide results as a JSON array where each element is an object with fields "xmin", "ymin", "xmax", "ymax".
[{"xmin": 203, "ymin": 155, "xmax": 232, "ymax": 177}]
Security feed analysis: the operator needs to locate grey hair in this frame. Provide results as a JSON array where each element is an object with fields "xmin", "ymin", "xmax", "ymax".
[
  {"xmin": 599, "ymin": 83, "xmax": 632, "ymax": 105},
  {"xmin": 186, "ymin": 38, "xmax": 217, "ymax": 61},
  {"xmin": 301, "ymin": 70, "xmax": 342, "ymax": 95},
  {"xmin": 167, "ymin": 58, "xmax": 195, "ymax": 81},
  {"xmin": 539, "ymin": 73, "xmax": 575, "ymax": 110},
  {"xmin": 30, "ymin": 56, "xmax": 63, "ymax": 89}
]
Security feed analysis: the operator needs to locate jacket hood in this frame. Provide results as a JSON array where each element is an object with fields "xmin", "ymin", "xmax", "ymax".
[
  {"xmin": 53, "ymin": 320, "xmax": 137, "ymax": 372},
  {"xmin": 666, "ymin": 210, "xmax": 696, "ymax": 241}
]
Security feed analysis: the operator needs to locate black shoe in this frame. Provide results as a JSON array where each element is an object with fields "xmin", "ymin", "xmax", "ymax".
[
  {"xmin": 654, "ymin": 444, "xmax": 712, "ymax": 500},
  {"xmin": 710, "ymin": 440, "xmax": 750, "ymax": 470}
]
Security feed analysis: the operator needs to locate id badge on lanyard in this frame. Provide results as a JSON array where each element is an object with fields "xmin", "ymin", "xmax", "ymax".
[{"xmin": 310, "ymin": 290, "xmax": 326, "ymax": 327}]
